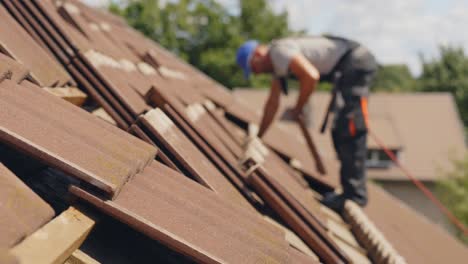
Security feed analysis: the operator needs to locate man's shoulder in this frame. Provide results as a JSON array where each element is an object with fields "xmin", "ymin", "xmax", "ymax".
[
  {"xmin": 271, "ymin": 36, "xmax": 341, "ymax": 50},
  {"xmin": 269, "ymin": 38, "xmax": 301, "ymax": 57},
  {"xmin": 271, "ymin": 36, "xmax": 319, "ymax": 45},
  {"xmin": 270, "ymin": 37, "xmax": 296, "ymax": 48}
]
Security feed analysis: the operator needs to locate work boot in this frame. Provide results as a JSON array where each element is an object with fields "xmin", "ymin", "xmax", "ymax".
[{"xmin": 321, "ymin": 192, "xmax": 346, "ymax": 213}]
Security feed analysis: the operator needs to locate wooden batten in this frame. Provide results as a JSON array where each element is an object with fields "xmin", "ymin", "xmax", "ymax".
[
  {"xmin": 10, "ymin": 207, "xmax": 96, "ymax": 264},
  {"xmin": 91, "ymin": 107, "xmax": 117, "ymax": 125},
  {"xmin": 64, "ymin": 250, "xmax": 100, "ymax": 264}
]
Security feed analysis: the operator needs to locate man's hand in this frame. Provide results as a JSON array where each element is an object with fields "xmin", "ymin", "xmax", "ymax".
[
  {"xmin": 281, "ymin": 107, "xmax": 302, "ymax": 121},
  {"xmin": 257, "ymin": 79, "xmax": 281, "ymax": 138}
]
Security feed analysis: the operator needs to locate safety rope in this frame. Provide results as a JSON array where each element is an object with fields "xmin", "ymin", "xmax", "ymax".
[{"xmin": 368, "ymin": 129, "xmax": 468, "ymax": 236}]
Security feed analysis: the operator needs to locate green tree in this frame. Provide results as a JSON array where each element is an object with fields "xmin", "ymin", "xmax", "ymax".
[
  {"xmin": 418, "ymin": 46, "xmax": 468, "ymax": 128},
  {"xmin": 429, "ymin": 46, "xmax": 468, "ymax": 244},
  {"xmin": 239, "ymin": 0, "xmax": 290, "ymax": 42},
  {"xmin": 371, "ymin": 64, "xmax": 416, "ymax": 92},
  {"xmin": 437, "ymin": 156, "xmax": 468, "ymax": 244},
  {"xmin": 111, "ymin": 0, "xmax": 162, "ymax": 40}
]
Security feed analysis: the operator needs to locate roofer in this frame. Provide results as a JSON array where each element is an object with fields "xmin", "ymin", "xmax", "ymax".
[{"xmin": 236, "ymin": 36, "xmax": 378, "ymax": 212}]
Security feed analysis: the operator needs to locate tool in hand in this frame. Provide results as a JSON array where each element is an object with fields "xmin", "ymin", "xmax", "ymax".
[{"xmin": 297, "ymin": 114, "xmax": 327, "ymax": 175}]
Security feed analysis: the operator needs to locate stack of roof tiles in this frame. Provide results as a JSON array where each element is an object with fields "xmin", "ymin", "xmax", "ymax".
[{"xmin": 0, "ymin": 1, "xmax": 467, "ymax": 263}]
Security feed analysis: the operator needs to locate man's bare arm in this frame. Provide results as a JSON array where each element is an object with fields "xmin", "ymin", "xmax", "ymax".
[
  {"xmin": 257, "ymin": 79, "xmax": 281, "ymax": 138},
  {"xmin": 289, "ymin": 55, "xmax": 320, "ymax": 117}
]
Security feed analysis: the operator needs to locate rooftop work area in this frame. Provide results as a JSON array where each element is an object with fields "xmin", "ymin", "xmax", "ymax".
[
  {"xmin": 233, "ymin": 89, "xmax": 467, "ymax": 234},
  {"xmin": 0, "ymin": 0, "xmax": 467, "ymax": 263}
]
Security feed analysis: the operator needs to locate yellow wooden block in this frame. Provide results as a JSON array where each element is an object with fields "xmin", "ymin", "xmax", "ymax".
[
  {"xmin": 11, "ymin": 207, "xmax": 95, "ymax": 264},
  {"xmin": 64, "ymin": 250, "xmax": 100, "ymax": 264},
  {"xmin": 43, "ymin": 87, "xmax": 87, "ymax": 106}
]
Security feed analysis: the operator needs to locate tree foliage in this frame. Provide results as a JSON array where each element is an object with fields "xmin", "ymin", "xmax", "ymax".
[
  {"xmin": 371, "ymin": 64, "xmax": 415, "ymax": 92},
  {"xmin": 239, "ymin": 0, "xmax": 290, "ymax": 42},
  {"xmin": 436, "ymin": 156, "xmax": 468, "ymax": 244},
  {"xmin": 425, "ymin": 46, "xmax": 468, "ymax": 243},
  {"xmin": 110, "ymin": 0, "xmax": 292, "ymax": 88},
  {"xmin": 418, "ymin": 46, "xmax": 468, "ymax": 127}
]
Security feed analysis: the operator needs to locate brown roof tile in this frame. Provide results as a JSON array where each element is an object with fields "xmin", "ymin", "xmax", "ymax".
[
  {"xmin": 0, "ymin": 5, "xmax": 71, "ymax": 86},
  {"xmin": 0, "ymin": 80, "xmax": 156, "ymax": 197},
  {"xmin": 0, "ymin": 53, "xmax": 29, "ymax": 84},
  {"xmin": 66, "ymin": 62, "xmax": 130, "ymax": 128},
  {"xmin": 27, "ymin": 0, "xmax": 89, "ymax": 53},
  {"xmin": 139, "ymin": 108, "xmax": 254, "ymax": 210},
  {"xmin": 288, "ymin": 247, "xmax": 320, "ymax": 264},
  {"xmin": 2, "ymin": 1, "xmax": 466, "ymax": 261},
  {"xmin": 0, "ymin": 163, "xmax": 54, "ymax": 248},
  {"xmin": 3, "ymin": 0, "xmax": 73, "ymax": 65},
  {"xmin": 70, "ymin": 161, "xmax": 291, "ymax": 264}
]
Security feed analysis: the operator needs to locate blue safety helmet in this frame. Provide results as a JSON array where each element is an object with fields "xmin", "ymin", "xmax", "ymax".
[{"xmin": 236, "ymin": 40, "xmax": 259, "ymax": 79}]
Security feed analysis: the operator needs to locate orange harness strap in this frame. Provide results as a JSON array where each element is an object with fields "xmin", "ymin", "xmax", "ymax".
[{"xmin": 361, "ymin": 97, "xmax": 370, "ymax": 129}]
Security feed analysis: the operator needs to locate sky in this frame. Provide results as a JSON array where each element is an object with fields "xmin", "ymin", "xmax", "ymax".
[{"xmin": 84, "ymin": 0, "xmax": 468, "ymax": 76}]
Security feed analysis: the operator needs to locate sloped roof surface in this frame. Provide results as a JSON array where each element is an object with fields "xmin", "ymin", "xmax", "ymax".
[
  {"xmin": 0, "ymin": 0, "xmax": 466, "ymax": 263},
  {"xmin": 0, "ymin": 163, "xmax": 54, "ymax": 248}
]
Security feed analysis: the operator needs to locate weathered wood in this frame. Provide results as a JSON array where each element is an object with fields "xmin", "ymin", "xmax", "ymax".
[
  {"xmin": 64, "ymin": 250, "xmax": 100, "ymax": 264},
  {"xmin": 330, "ymin": 234, "xmax": 371, "ymax": 264},
  {"xmin": 246, "ymin": 172, "xmax": 343, "ymax": 264},
  {"xmin": 11, "ymin": 207, "xmax": 95, "ymax": 264},
  {"xmin": 43, "ymin": 87, "xmax": 87, "ymax": 106},
  {"xmin": 0, "ymin": 249, "xmax": 17, "ymax": 264},
  {"xmin": 91, "ymin": 108, "xmax": 117, "ymax": 125},
  {"xmin": 263, "ymin": 216, "xmax": 319, "ymax": 260},
  {"xmin": 328, "ymin": 220, "xmax": 358, "ymax": 244},
  {"xmin": 297, "ymin": 115, "xmax": 327, "ymax": 175},
  {"xmin": 343, "ymin": 201, "xmax": 406, "ymax": 264}
]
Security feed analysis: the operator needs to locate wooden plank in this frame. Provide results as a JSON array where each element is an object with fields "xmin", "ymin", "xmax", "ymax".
[
  {"xmin": 43, "ymin": 87, "xmax": 87, "ymax": 106},
  {"xmin": 297, "ymin": 115, "xmax": 326, "ymax": 175},
  {"xmin": 343, "ymin": 200, "xmax": 406, "ymax": 264},
  {"xmin": 0, "ymin": 249, "xmax": 18, "ymax": 264},
  {"xmin": 245, "ymin": 172, "xmax": 342, "ymax": 264},
  {"xmin": 288, "ymin": 247, "xmax": 320, "ymax": 264},
  {"xmin": 11, "ymin": 207, "xmax": 95, "ymax": 264},
  {"xmin": 91, "ymin": 108, "xmax": 117, "ymax": 126},
  {"xmin": 327, "ymin": 219, "xmax": 364, "ymax": 253},
  {"xmin": 320, "ymin": 201, "xmax": 346, "ymax": 224},
  {"xmin": 64, "ymin": 250, "xmax": 100, "ymax": 264},
  {"xmin": 255, "ymin": 168, "xmax": 351, "ymax": 264},
  {"xmin": 0, "ymin": 4, "xmax": 72, "ymax": 86},
  {"xmin": 263, "ymin": 216, "xmax": 319, "ymax": 260},
  {"xmin": 0, "ymin": 162, "xmax": 55, "ymax": 248},
  {"xmin": 330, "ymin": 235, "xmax": 371, "ymax": 264},
  {"xmin": 0, "ymin": 53, "xmax": 30, "ymax": 84},
  {"xmin": 139, "ymin": 108, "xmax": 255, "ymax": 211}
]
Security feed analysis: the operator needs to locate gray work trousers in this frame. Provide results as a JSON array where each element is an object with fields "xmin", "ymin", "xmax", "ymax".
[
  {"xmin": 332, "ymin": 129, "xmax": 368, "ymax": 206},
  {"xmin": 329, "ymin": 45, "xmax": 376, "ymax": 206}
]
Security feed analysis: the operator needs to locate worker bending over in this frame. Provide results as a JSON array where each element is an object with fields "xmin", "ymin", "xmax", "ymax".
[{"xmin": 236, "ymin": 36, "xmax": 378, "ymax": 212}]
